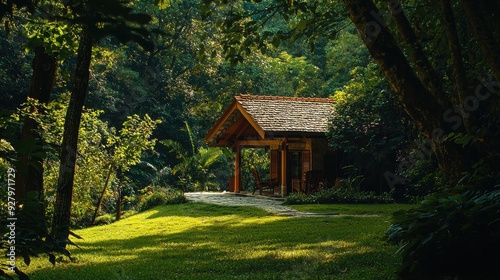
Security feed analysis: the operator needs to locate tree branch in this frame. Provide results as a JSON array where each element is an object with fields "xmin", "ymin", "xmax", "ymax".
[
  {"xmin": 440, "ymin": 0, "xmax": 476, "ymax": 134},
  {"xmin": 387, "ymin": 0, "xmax": 448, "ymax": 108}
]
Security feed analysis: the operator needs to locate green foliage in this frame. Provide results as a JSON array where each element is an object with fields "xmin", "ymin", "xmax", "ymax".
[
  {"xmin": 15, "ymin": 96, "xmax": 161, "ymax": 226},
  {"xmin": 1, "ymin": 194, "xmax": 83, "ymax": 279},
  {"xmin": 24, "ymin": 18, "xmax": 79, "ymax": 58},
  {"xmin": 94, "ymin": 214, "xmax": 115, "ymax": 225},
  {"xmin": 0, "ymin": 32, "xmax": 32, "ymax": 111},
  {"xmin": 162, "ymin": 122, "xmax": 232, "ymax": 191},
  {"xmin": 328, "ymin": 63, "xmax": 414, "ymax": 192},
  {"xmin": 241, "ymin": 148, "xmax": 270, "ymax": 191},
  {"xmin": 136, "ymin": 186, "xmax": 187, "ymax": 211},
  {"xmin": 120, "ymin": 209, "xmax": 138, "ymax": 219},
  {"xmin": 393, "ymin": 155, "xmax": 448, "ymax": 203},
  {"xmin": 201, "ymin": 0, "xmax": 345, "ymax": 65},
  {"xmin": 284, "ymin": 188, "xmax": 395, "ymax": 205},
  {"xmin": 387, "ymin": 187, "xmax": 500, "ymax": 279},
  {"xmin": 324, "ymin": 29, "xmax": 370, "ymax": 92}
]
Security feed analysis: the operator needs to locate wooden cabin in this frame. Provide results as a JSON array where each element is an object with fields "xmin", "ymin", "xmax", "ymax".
[{"xmin": 204, "ymin": 94, "xmax": 337, "ymax": 196}]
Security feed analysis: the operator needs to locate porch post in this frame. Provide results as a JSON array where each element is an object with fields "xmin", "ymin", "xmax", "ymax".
[
  {"xmin": 234, "ymin": 145, "xmax": 241, "ymax": 193},
  {"xmin": 280, "ymin": 142, "xmax": 287, "ymax": 197}
]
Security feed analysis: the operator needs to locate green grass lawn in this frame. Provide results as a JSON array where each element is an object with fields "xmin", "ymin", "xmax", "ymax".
[
  {"xmin": 20, "ymin": 203, "xmax": 415, "ymax": 279},
  {"xmin": 289, "ymin": 204, "xmax": 416, "ymax": 216}
]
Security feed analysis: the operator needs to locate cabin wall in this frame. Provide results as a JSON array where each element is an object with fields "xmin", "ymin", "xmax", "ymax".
[{"xmin": 311, "ymin": 138, "xmax": 329, "ymax": 171}]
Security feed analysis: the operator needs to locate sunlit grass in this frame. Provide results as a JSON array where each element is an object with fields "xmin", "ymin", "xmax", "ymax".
[
  {"xmin": 290, "ymin": 203, "xmax": 416, "ymax": 216},
  {"xmin": 19, "ymin": 203, "xmax": 413, "ymax": 279}
]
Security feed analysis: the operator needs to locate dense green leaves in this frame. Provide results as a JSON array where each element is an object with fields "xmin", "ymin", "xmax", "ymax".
[
  {"xmin": 161, "ymin": 122, "xmax": 232, "ymax": 191},
  {"xmin": 387, "ymin": 187, "xmax": 500, "ymax": 279},
  {"xmin": 328, "ymin": 63, "xmax": 413, "ymax": 192},
  {"xmin": 284, "ymin": 188, "xmax": 395, "ymax": 205}
]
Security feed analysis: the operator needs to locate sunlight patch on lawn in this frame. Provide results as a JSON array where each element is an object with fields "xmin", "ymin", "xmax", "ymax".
[{"xmin": 23, "ymin": 203, "xmax": 404, "ymax": 279}]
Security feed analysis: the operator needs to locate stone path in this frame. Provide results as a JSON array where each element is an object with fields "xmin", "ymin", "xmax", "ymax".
[{"xmin": 184, "ymin": 192, "xmax": 340, "ymax": 218}]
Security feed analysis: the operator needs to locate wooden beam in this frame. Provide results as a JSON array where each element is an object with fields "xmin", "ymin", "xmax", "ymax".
[
  {"xmin": 234, "ymin": 122, "xmax": 251, "ymax": 140},
  {"xmin": 221, "ymin": 115, "xmax": 247, "ymax": 140},
  {"xmin": 205, "ymin": 100, "xmax": 238, "ymax": 143},
  {"xmin": 235, "ymin": 139, "xmax": 282, "ymax": 147},
  {"xmin": 280, "ymin": 142, "xmax": 287, "ymax": 197},
  {"xmin": 234, "ymin": 145, "xmax": 241, "ymax": 193}
]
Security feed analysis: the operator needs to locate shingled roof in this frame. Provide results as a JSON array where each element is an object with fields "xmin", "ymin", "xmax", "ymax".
[
  {"xmin": 236, "ymin": 95, "xmax": 334, "ymax": 133},
  {"xmin": 205, "ymin": 95, "xmax": 334, "ymax": 146}
]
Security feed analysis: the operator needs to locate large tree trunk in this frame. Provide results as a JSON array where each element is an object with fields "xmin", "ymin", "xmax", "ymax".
[
  {"xmin": 342, "ymin": 0, "xmax": 469, "ymax": 181},
  {"xmin": 15, "ymin": 46, "xmax": 57, "ymax": 205},
  {"xmin": 387, "ymin": 0, "xmax": 448, "ymax": 108},
  {"xmin": 51, "ymin": 27, "xmax": 93, "ymax": 245},
  {"xmin": 461, "ymin": 0, "xmax": 500, "ymax": 82},
  {"xmin": 440, "ymin": 0, "xmax": 477, "ymax": 134}
]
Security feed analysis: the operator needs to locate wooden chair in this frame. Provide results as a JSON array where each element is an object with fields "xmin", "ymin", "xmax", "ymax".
[
  {"xmin": 251, "ymin": 169, "xmax": 278, "ymax": 195},
  {"xmin": 304, "ymin": 170, "xmax": 324, "ymax": 194}
]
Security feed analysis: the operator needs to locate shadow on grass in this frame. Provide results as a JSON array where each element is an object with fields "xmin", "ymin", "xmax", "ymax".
[{"xmin": 27, "ymin": 203, "xmax": 399, "ymax": 280}]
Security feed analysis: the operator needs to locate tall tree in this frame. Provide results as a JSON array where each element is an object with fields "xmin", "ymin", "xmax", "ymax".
[
  {"xmin": 16, "ymin": 46, "xmax": 57, "ymax": 203},
  {"xmin": 50, "ymin": 0, "xmax": 154, "ymax": 244},
  {"xmin": 51, "ymin": 25, "xmax": 93, "ymax": 244},
  {"xmin": 1, "ymin": 0, "xmax": 59, "ymax": 210},
  {"xmin": 341, "ymin": 0, "xmax": 467, "ymax": 180}
]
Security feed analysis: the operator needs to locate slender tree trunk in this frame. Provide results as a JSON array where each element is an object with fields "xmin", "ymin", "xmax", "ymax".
[
  {"xmin": 91, "ymin": 164, "xmax": 114, "ymax": 224},
  {"xmin": 440, "ymin": 0, "xmax": 476, "ymax": 134},
  {"xmin": 461, "ymin": 0, "xmax": 500, "ymax": 81},
  {"xmin": 15, "ymin": 46, "xmax": 57, "ymax": 205},
  {"xmin": 116, "ymin": 187, "xmax": 122, "ymax": 221},
  {"xmin": 342, "ymin": 0, "xmax": 468, "ymax": 181},
  {"xmin": 51, "ymin": 27, "xmax": 93, "ymax": 245}
]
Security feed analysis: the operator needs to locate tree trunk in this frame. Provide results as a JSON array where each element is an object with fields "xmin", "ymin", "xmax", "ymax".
[
  {"xmin": 90, "ymin": 164, "xmax": 114, "ymax": 225},
  {"xmin": 440, "ymin": 0, "xmax": 476, "ymax": 134},
  {"xmin": 51, "ymin": 27, "xmax": 93, "ymax": 245},
  {"xmin": 387, "ymin": 0, "xmax": 448, "ymax": 107},
  {"xmin": 342, "ymin": 0, "xmax": 468, "ymax": 181},
  {"xmin": 15, "ymin": 46, "xmax": 57, "ymax": 205},
  {"xmin": 116, "ymin": 187, "xmax": 122, "ymax": 221},
  {"xmin": 461, "ymin": 0, "xmax": 500, "ymax": 82}
]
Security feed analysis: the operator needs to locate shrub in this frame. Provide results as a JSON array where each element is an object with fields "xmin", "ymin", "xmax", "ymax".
[
  {"xmin": 121, "ymin": 210, "xmax": 138, "ymax": 219},
  {"xmin": 387, "ymin": 187, "xmax": 500, "ymax": 279},
  {"xmin": 393, "ymin": 157, "xmax": 448, "ymax": 203},
  {"xmin": 284, "ymin": 193, "xmax": 314, "ymax": 205},
  {"xmin": 94, "ymin": 214, "xmax": 115, "ymax": 225},
  {"xmin": 284, "ymin": 188, "xmax": 395, "ymax": 205},
  {"xmin": 137, "ymin": 186, "xmax": 187, "ymax": 211}
]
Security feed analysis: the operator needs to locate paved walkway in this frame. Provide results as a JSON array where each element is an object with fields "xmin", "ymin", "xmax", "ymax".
[{"xmin": 184, "ymin": 192, "xmax": 340, "ymax": 218}]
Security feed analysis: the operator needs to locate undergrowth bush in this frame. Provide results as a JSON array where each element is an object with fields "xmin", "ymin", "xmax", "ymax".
[
  {"xmin": 387, "ymin": 187, "xmax": 500, "ymax": 279},
  {"xmin": 137, "ymin": 186, "xmax": 187, "ymax": 211},
  {"xmin": 121, "ymin": 209, "xmax": 138, "ymax": 219},
  {"xmin": 284, "ymin": 188, "xmax": 395, "ymax": 205},
  {"xmin": 94, "ymin": 214, "xmax": 115, "ymax": 225}
]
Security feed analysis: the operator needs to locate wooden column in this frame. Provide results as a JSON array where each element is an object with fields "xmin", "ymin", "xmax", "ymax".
[
  {"xmin": 280, "ymin": 142, "xmax": 287, "ymax": 197},
  {"xmin": 270, "ymin": 149, "xmax": 279, "ymax": 181},
  {"xmin": 234, "ymin": 145, "xmax": 241, "ymax": 193}
]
